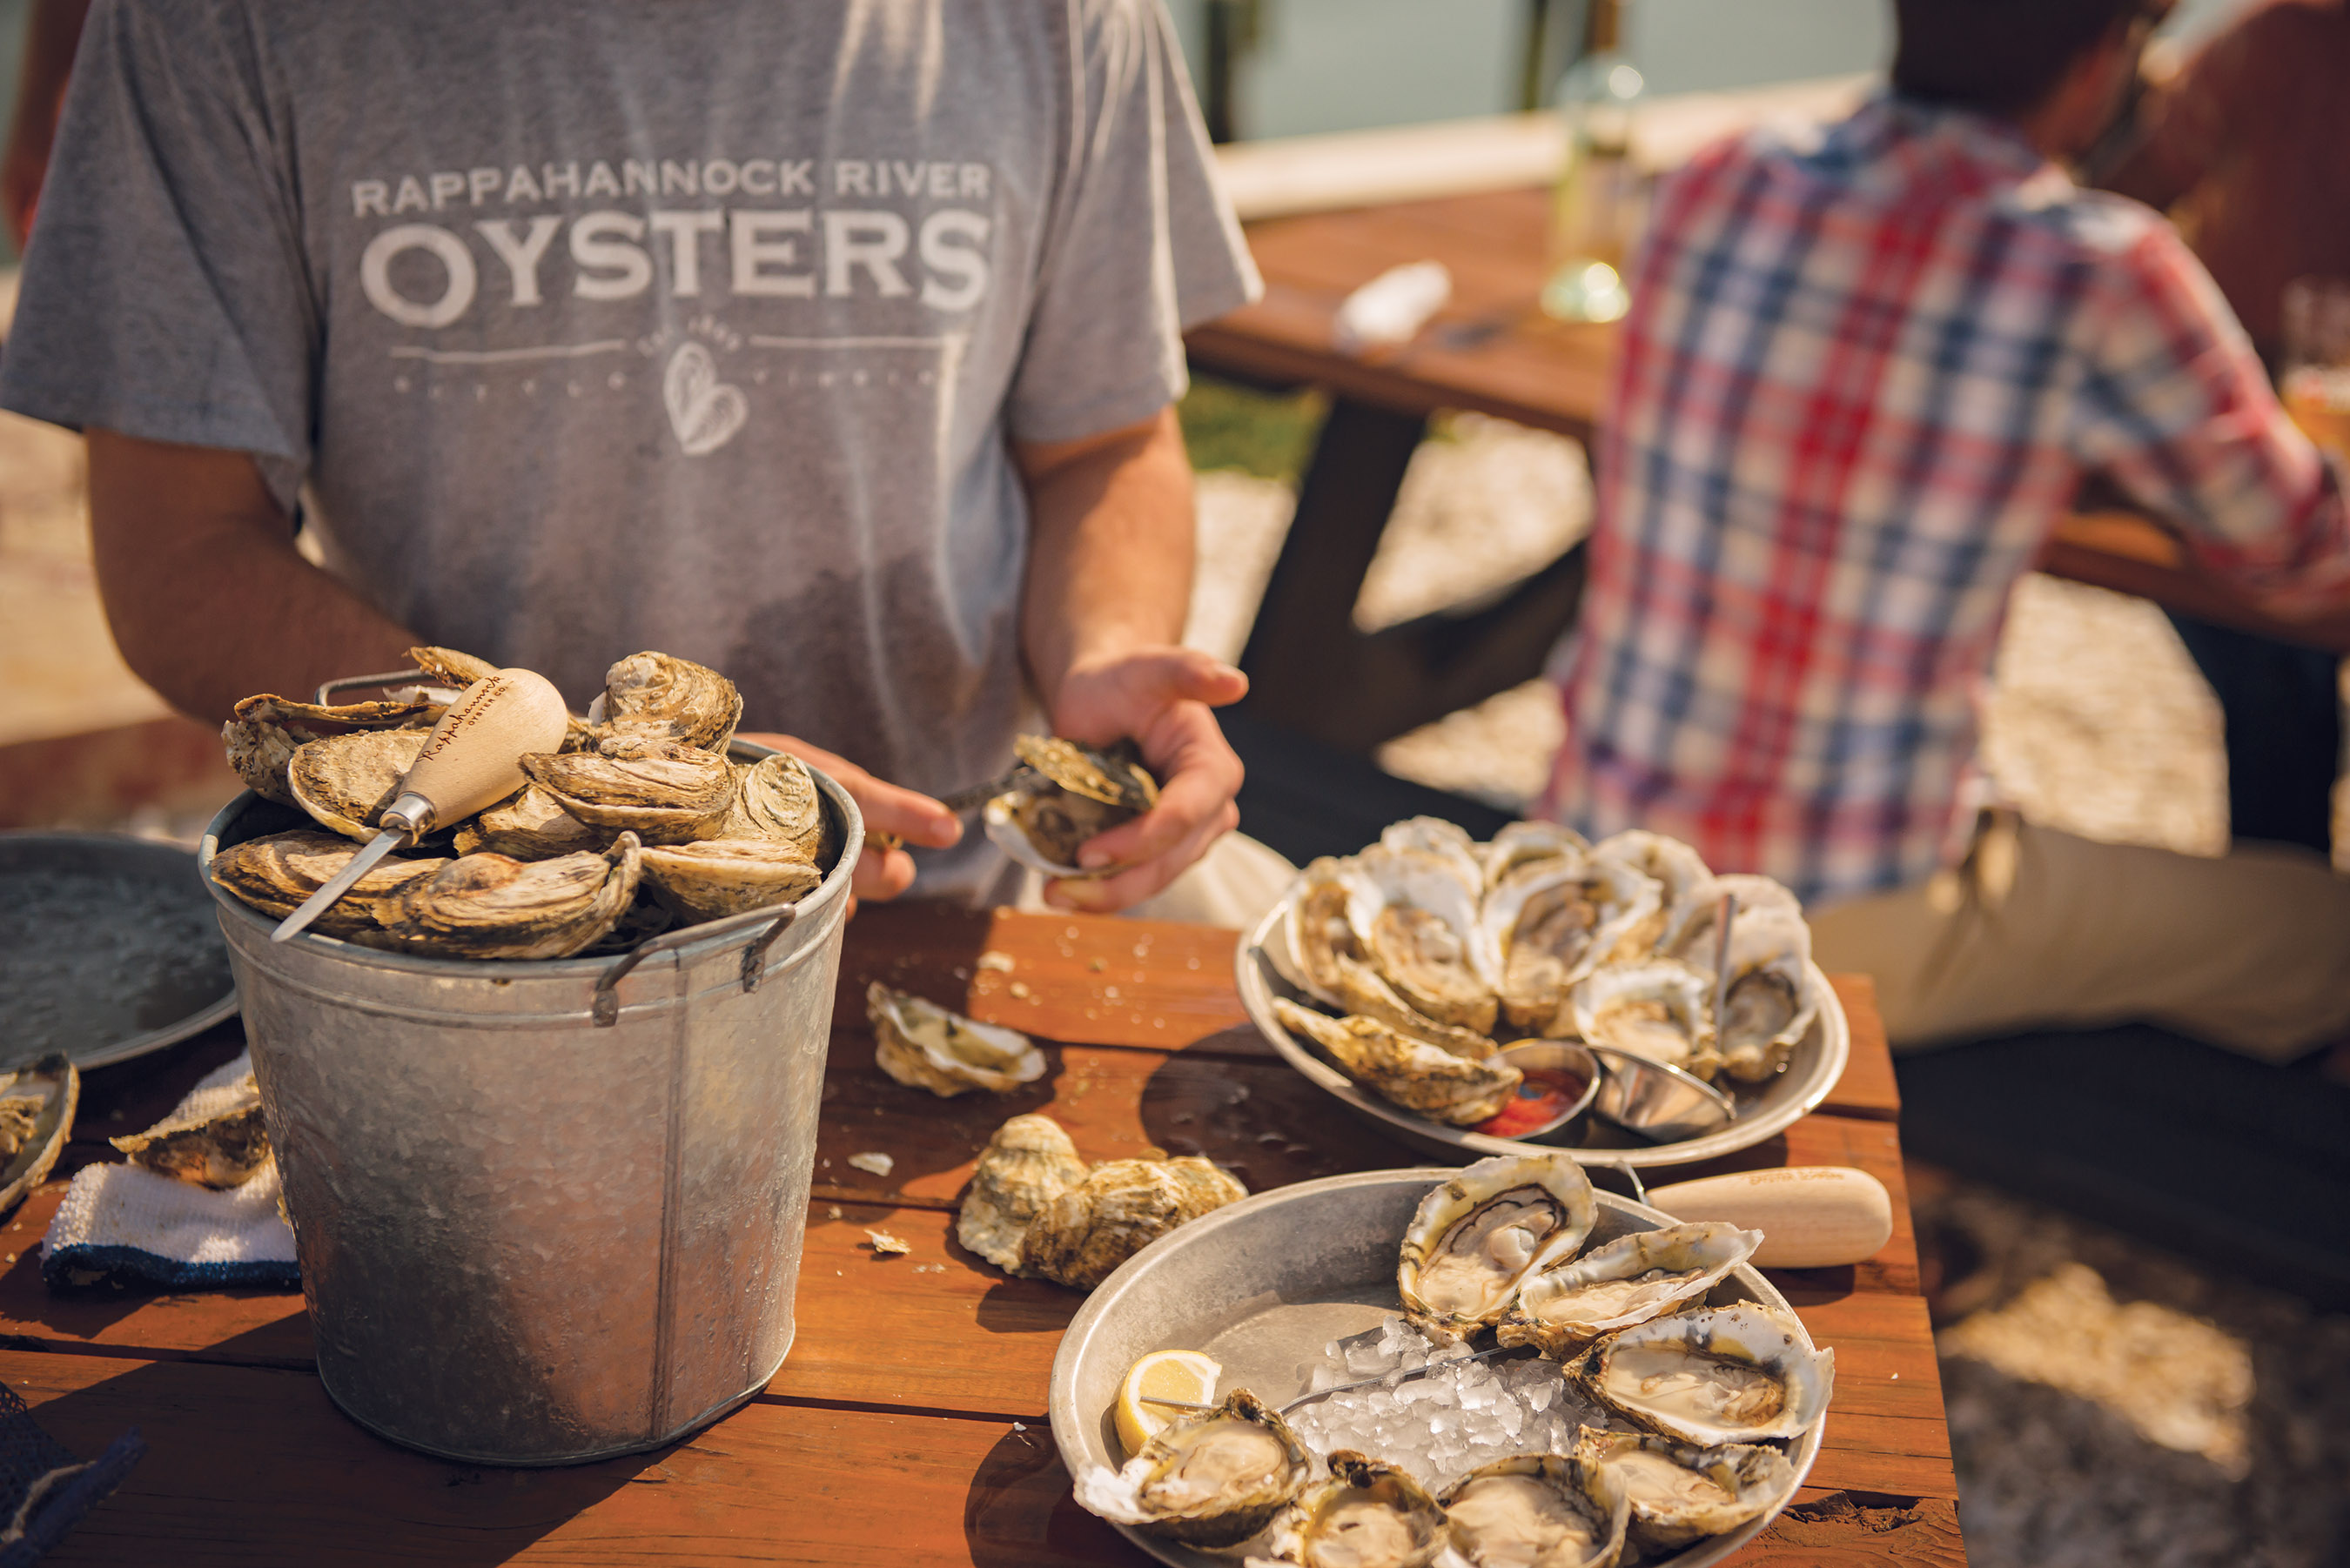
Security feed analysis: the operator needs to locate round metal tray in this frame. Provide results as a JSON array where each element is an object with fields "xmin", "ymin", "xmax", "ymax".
[
  {"xmin": 1237, "ymin": 897, "xmax": 1849, "ymax": 1169},
  {"xmin": 1050, "ymin": 1168, "xmax": 1824, "ymax": 1568},
  {"xmin": 0, "ymin": 831, "xmax": 238, "ymax": 1071}
]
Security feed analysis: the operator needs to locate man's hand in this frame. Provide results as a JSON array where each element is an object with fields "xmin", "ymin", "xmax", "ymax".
[
  {"xmin": 735, "ymin": 733, "xmax": 961, "ymax": 910},
  {"xmin": 1040, "ymin": 646, "xmax": 1247, "ymax": 912}
]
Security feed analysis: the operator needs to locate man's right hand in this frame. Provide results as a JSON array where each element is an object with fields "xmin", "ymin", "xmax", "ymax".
[{"xmin": 735, "ymin": 732, "xmax": 962, "ymax": 909}]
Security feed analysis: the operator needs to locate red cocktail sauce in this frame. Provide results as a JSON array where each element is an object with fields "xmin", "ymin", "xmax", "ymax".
[{"xmin": 1474, "ymin": 1068, "xmax": 1588, "ymax": 1139}]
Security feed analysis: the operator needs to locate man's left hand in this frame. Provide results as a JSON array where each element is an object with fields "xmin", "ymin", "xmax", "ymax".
[{"xmin": 1044, "ymin": 645, "xmax": 1248, "ymax": 912}]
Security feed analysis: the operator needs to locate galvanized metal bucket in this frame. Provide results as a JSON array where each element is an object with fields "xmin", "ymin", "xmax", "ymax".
[{"xmin": 197, "ymin": 748, "xmax": 861, "ymax": 1466}]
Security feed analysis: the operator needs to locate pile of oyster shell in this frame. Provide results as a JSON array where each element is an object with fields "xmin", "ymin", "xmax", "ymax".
[
  {"xmin": 1271, "ymin": 819, "xmax": 1820, "ymax": 1129},
  {"xmin": 955, "ymin": 1112, "xmax": 1246, "ymax": 1291},
  {"xmin": 209, "ymin": 647, "xmax": 840, "ymax": 960},
  {"xmin": 1077, "ymin": 1152, "xmax": 1833, "ymax": 1567}
]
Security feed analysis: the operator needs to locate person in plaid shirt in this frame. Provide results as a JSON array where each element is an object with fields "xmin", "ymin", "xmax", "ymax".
[{"xmin": 1541, "ymin": 0, "xmax": 2350, "ymax": 1062}]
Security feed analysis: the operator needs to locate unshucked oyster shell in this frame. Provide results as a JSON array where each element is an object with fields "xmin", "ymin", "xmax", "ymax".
[
  {"xmin": 1017, "ymin": 1154, "xmax": 1245, "ymax": 1290},
  {"xmin": 0, "ymin": 1055, "xmax": 76, "ymax": 1212},
  {"xmin": 1396, "ymin": 1153, "xmax": 1595, "ymax": 1341},
  {"xmin": 1273, "ymin": 1000, "xmax": 1518, "ymax": 1128},
  {"xmin": 1074, "ymin": 1390, "xmax": 1311, "ymax": 1548},
  {"xmin": 957, "ymin": 1113, "xmax": 1087, "ymax": 1269},
  {"xmin": 725, "ymin": 753, "xmax": 831, "ymax": 862},
  {"xmin": 455, "ymin": 786, "xmax": 613, "ymax": 861},
  {"xmin": 869, "ymin": 984, "xmax": 1045, "ymax": 1098},
  {"xmin": 599, "ymin": 650, "xmax": 742, "ymax": 751},
  {"xmin": 641, "ymin": 840, "xmax": 821, "ymax": 923},
  {"xmin": 380, "ymin": 834, "xmax": 642, "ymax": 960},
  {"xmin": 209, "ymin": 829, "xmax": 448, "ymax": 939},
  {"xmin": 112, "ymin": 1070, "xmax": 268, "ymax": 1189},
  {"xmin": 521, "ymin": 735, "xmax": 735, "ymax": 845},
  {"xmin": 287, "ymin": 728, "xmax": 430, "ymax": 842},
  {"xmin": 221, "ymin": 693, "xmax": 440, "ymax": 807}
]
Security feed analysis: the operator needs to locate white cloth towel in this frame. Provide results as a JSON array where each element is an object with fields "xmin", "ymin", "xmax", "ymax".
[{"xmin": 41, "ymin": 1054, "xmax": 299, "ymax": 1290}]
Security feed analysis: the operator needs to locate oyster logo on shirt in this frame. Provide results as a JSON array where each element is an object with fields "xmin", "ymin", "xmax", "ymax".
[{"xmin": 663, "ymin": 342, "xmax": 748, "ymax": 456}]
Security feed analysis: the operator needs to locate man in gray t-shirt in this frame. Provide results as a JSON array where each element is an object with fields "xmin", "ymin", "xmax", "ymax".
[{"xmin": 3, "ymin": 0, "xmax": 1264, "ymax": 908}]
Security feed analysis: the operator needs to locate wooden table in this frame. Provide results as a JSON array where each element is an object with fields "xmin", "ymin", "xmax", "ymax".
[
  {"xmin": 1188, "ymin": 184, "xmax": 2350, "ymax": 752},
  {"xmin": 3, "ymin": 904, "xmax": 1962, "ymax": 1565}
]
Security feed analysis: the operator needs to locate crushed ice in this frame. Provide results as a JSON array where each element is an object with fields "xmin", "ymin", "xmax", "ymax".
[{"xmin": 1281, "ymin": 1317, "xmax": 1634, "ymax": 1491}]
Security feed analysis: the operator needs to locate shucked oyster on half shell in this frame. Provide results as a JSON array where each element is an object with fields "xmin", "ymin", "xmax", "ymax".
[
  {"xmin": 598, "ymin": 650, "xmax": 742, "ymax": 752},
  {"xmin": 1342, "ymin": 846, "xmax": 1500, "ymax": 1034},
  {"xmin": 1659, "ymin": 872, "xmax": 1802, "ymax": 967},
  {"xmin": 1589, "ymin": 830, "xmax": 1713, "ymax": 957},
  {"xmin": 209, "ymin": 829, "xmax": 450, "ymax": 940},
  {"xmin": 0, "ymin": 1055, "xmax": 76, "ymax": 1213},
  {"xmin": 286, "ymin": 727, "xmax": 431, "ymax": 842},
  {"xmin": 1568, "ymin": 1427, "xmax": 1795, "ymax": 1553},
  {"xmin": 957, "ymin": 1113, "xmax": 1088, "ymax": 1270},
  {"xmin": 1396, "ymin": 1152, "xmax": 1596, "ymax": 1342},
  {"xmin": 1075, "ymin": 1389, "xmax": 1312, "ymax": 1548},
  {"xmin": 1709, "ymin": 907, "xmax": 1820, "ymax": 1084},
  {"xmin": 1480, "ymin": 820, "xmax": 1591, "ymax": 891},
  {"xmin": 868, "ymin": 983, "xmax": 1045, "ymax": 1098},
  {"xmin": 1440, "ymin": 1452, "xmax": 1630, "ymax": 1568},
  {"xmin": 1568, "ymin": 961, "xmax": 1721, "ymax": 1080},
  {"xmin": 1017, "ymin": 1154, "xmax": 1246, "ymax": 1290},
  {"xmin": 1284, "ymin": 862, "xmax": 1496, "ymax": 1060},
  {"xmin": 521, "ymin": 735, "xmax": 735, "ymax": 846},
  {"xmin": 984, "ymin": 735, "xmax": 1159, "ymax": 879},
  {"xmin": 1260, "ymin": 1449, "xmax": 1450, "ymax": 1568},
  {"xmin": 112, "ymin": 1069, "xmax": 268, "ymax": 1189},
  {"xmin": 1498, "ymin": 1221, "xmax": 1764, "ymax": 1357},
  {"xmin": 1569, "ymin": 1303, "xmax": 1833, "ymax": 1447},
  {"xmin": 640, "ymin": 840, "xmax": 822, "ymax": 923},
  {"xmin": 379, "ymin": 834, "xmax": 643, "ymax": 960},
  {"xmin": 1273, "ymin": 1000, "xmax": 1520, "ymax": 1128},
  {"xmin": 1480, "ymin": 856, "xmax": 1661, "ymax": 1035}
]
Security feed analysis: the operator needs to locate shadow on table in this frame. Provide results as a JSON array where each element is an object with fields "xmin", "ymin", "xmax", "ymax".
[
  {"xmin": 964, "ymin": 1422, "xmax": 1152, "ymax": 1568},
  {"xmin": 24, "ymin": 1320, "xmax": 665, "ymax": 1563}
]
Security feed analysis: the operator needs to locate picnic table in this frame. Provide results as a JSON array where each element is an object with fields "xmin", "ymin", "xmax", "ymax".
[
  {"xmin": 1187, "ymin": 183, "xmax": 2350, "ymax": 752},
  {"xmin": 0, "ymin": 902, "xmax": 1963, "ymax": 1565}
]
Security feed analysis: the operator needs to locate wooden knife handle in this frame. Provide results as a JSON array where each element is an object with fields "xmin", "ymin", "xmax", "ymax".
[
  {"xmin": 1645, "ymin": 1166, "xmax": 1894, "ymax": 1270},
  {"xmin": 395, "ymin": 668, "xmax": 573, "ymax": 830}
]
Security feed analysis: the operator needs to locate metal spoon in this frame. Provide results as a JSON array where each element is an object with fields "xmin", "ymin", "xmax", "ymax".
[{"xmin": 1144, "ymin": 1344, "xmax": 1528, "ymax": 1418}]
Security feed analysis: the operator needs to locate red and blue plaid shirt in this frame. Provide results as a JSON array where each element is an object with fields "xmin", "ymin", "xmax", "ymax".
[{"xmin": 1543, "ymin": 92, "xmax": 2349, "ymax": 904}]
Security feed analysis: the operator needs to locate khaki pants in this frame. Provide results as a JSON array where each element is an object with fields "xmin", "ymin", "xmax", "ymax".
[
  {"xmin": 1014, "ymin": 832, "xmax": 1299, "ymax": 930},
  {"xmin": 1810, "ymin": 813, "xmax": 2350, "ymax": 1062}
]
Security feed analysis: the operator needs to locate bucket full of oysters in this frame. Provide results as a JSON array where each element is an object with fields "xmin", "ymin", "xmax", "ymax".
[{"xmin": 197, "ymin": 647, "xmax": 861, "ymax": 1465}]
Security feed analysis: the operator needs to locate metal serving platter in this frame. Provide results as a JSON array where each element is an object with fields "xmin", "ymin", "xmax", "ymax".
[
  {"xmin": 1050, "ymin": 1168, "xmax": 1824, "ymax": 1568},
  {"xmin": 1238, "ymin": 897, "xmax": 1850, "ymax": 1169},
  {"xmin": 0, "ymin": 831, "xmax": 238, "ymax": 1071}
]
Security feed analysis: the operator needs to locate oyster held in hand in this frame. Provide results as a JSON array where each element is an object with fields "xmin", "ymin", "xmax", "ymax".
[
  {"xmin": 869, "ymin": 983, "xmax": 1045, "ymax": 1098},
  {"xmin": 984, "ymin": 736, "xmax": 1158, "ymax": 879},
  {"xmin": 957, "ymin": 1113, "xmax": 1088, "ymax": 1270},
  {"xmin": 380, "ymin": 834, "xmax": 643, "ymax": 960}
]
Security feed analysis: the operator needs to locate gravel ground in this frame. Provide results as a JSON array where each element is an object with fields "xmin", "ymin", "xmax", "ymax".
[{"xmin": 1186, "ymin": 415, "xmax": 2350, "ymax": 1567}]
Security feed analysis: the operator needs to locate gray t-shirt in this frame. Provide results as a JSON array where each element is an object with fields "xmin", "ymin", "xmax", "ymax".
[{"xmin": 2, "ymin": 0, "xmax": 1257, "ymax": 896}]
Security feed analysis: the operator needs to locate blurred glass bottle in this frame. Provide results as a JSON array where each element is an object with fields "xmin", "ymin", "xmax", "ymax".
[{"xmin": 1542, "ymin": 0, "xmax": 1646, "ymax": 324}]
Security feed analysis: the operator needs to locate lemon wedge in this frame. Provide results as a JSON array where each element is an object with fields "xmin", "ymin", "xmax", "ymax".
[{"xmin": 1113, "ymin": 1348, "xmax": 1223, "ymax": 1458}]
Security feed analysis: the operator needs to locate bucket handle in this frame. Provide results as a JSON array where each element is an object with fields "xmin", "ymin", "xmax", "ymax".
[{"xmin": 591, "ymin": 905, "xmax": 799, "ymax": 1026}]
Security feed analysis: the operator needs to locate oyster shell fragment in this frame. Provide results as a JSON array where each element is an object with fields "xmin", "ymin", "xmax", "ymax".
[
  {"xmin": 208, "ymin": 830, "xmax": 448, "ymax": 940},
  {"xmin": 1440, "ymin": 1453, "xmax": 1630, "ymax": 1568},
  {"xmin": 381, "ymin": 834, "xmax": 642, "ymax": 960},
  {"xmin": 1017, "ymin": 1154, "xmax": 1246, "ymax": 1290},
  {"xmin": 1274, "ymin": 1000, "xmax": 1519, "ymax": 1127},
  {"xmin": 869, "ymin": 983, "xmax": 1045, "ymax": 1098},
  {"xmin": 1498, "ymin": 1222, "xmax": 1763, "ymax": 1357},
  {"xmin": 1074, "ymin": 1389, "xmax": 1312, "ymax": 1548},
  {"xmin": 957, "ymin": 1113, "xmax": 1088, "ymax": 1269},
  {"xmin": 1568, "ymin": 1427, "xmax": 1795, "ymax": 1553},
  {"xmin": 1271, "ymin": 1449, "xmax": 1450, "ymax": 1568},
  {"xmin": 286, "ymin": 728, "xmax": 430, "ymax": 842},
  {"xmin": 111, "ymin": 1070, "xmax": 268, "ymax": 1189},
  {"xmin": 521, "ymin": 735, "xmax": 735, "ymax": 845},
  {"xmin": 1396, "ymin": 1153, "xmax": 1596, "ymax": 1341},
  {"xmin": 1570, "ymin": 1303, "xmax": 1833, "ymax": 1446}
]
